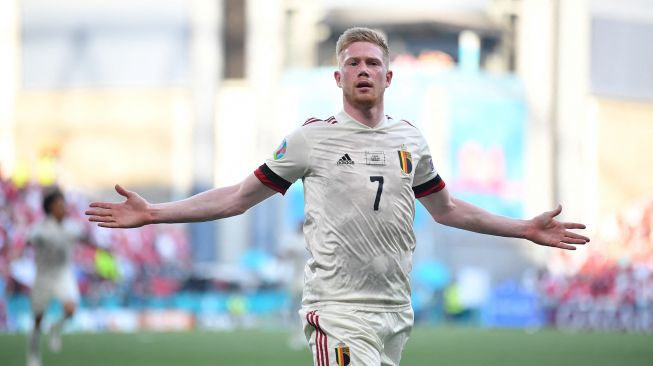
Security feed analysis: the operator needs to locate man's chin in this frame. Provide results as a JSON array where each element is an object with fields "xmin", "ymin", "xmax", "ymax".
[{"xmin": 349, "ymin": 95, "xmax": 377, "ymax": 108}]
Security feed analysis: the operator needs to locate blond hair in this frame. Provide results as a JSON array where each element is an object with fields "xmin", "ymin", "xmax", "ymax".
[{"xmin": 336, "ymin": 27, "xmax": 389, "ymax": 66}]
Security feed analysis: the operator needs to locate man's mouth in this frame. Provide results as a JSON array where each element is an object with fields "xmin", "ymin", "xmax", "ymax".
[{"xmin": 356, "ymin": 81, "xmax": 373, "ymax": 89}]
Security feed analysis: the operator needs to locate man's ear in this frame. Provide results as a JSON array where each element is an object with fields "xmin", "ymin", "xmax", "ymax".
[
  {"xmin": 334, "ymin": 70, "xmax": 342, "ymax": 88},
  {"xmin": 385, "ymin": 70, "xmax": 393, "ymax": 88}
]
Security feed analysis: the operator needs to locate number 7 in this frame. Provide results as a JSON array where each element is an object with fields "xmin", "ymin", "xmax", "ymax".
[{"xmin": 369, "ymin": 176, "xmax": 384, "ymax": 211}]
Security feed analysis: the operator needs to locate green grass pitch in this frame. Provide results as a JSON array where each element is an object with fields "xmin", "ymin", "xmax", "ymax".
[{"xmin": 1, "ymin": 326, "xmax": 651, "ymax": 366}]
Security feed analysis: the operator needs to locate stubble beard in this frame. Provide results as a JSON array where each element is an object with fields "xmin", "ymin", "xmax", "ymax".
[{"xmin": 345, "ymin": 90, "xmax": 377, "ymax": 110}]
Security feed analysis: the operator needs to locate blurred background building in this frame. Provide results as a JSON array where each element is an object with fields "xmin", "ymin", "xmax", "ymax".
[{"xmin": 1, "ymin": 0, "xmax": 652, "ymax": 333}]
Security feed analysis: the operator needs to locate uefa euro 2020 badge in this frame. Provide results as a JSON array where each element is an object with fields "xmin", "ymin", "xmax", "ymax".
[{"xmin": 274, "ymin": 138, "xmax": 287, "ymax": 160}]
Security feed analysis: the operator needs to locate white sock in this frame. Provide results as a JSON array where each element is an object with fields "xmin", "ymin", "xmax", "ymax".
[
  {"xmin": 51, "ymin": 318, "xmax": 65, "ymax": 334},
  {"xmin": 28, "ymin": 328, "xmax": 41, "ymax": 355}
]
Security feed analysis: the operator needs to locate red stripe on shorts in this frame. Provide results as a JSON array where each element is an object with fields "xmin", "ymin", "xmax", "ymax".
[
  {"xmin": 315, "ymin": 314, "xmax": 329, "ymax": 366},
  {"xmin": 307, "ymin": 311, "xmax": 328, "ymax": 366}
]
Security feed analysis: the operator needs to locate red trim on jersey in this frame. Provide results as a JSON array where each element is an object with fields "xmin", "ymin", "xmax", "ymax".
[
  {"xmin": 401, "ymin": 119, "xmax": 416, "ymax": 128},
  {"xmin": 303, "ymin": 117, "xmax": 321, "ymax": 126},
  {"xmin": 254, "ymin": 165, "xmax": 290, "ymax": 195},
  {"xmin": 302, "ymin": 116, "xmax": 338, "ymax": 126},
  {"xmin": 413, "ymin": 175, "xmax": 446, "ymax": 198}
]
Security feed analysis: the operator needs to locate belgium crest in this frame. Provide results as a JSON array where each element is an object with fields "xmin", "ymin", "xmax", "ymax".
[
  {"xmin": 397, "ymin": 149, "xmax": 412, "ymax": 174},
  {"xmin": 335, "ymin": 343, "xmax": 350, "ymax": 366}
]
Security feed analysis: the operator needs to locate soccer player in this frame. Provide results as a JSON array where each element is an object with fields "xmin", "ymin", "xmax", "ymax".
[
  {"xmin": 25, "ymin": 188, "xmax": 95, "ymax": 366},
  {"xmin": 85, "ymin": 27, "xmax": 590, "ymax": 366}
]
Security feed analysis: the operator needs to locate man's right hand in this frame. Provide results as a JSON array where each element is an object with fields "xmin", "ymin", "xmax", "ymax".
[{"xmin": 85, "ymin": 184, "xmax": 151, "ymax": 228}]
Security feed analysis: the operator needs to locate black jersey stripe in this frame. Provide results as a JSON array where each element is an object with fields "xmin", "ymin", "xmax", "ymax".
[
  {"xmin": 412, "ymin": 175, "xmax": 445, "ymax": 198},
  {"xmin": 254, "ymin": 164, "xmax": 292, "ymax": 195}
]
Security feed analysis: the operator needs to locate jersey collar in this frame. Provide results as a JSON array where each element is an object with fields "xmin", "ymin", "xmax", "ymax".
[{"xmin": 337, "ymin": 110, "xmax": 388, "ymax": 130}]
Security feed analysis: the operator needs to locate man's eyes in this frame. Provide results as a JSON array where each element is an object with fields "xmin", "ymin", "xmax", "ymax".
[{"xmin": 347, "ymin": 60, "xmax": 380, "ymax": 66}]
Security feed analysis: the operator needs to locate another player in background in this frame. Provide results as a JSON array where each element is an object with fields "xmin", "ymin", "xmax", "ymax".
[
  {"xmin": 24, "ymin": 188, "xmax": 96, "ymax": 366},
  {"xmin": 278, "ymin": 220, "xmax": 310, "ymax": 349},
  {"xmin": 85, "ymin": 27, "xmax": 589, "ymax": 366}
]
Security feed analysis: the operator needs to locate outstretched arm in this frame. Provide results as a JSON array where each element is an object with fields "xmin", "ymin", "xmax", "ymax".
[
  {"xmin": 85, "ymin": 173, "xmax": 276, "ymax": 228},
  {"xmin": 418, "ymin": 187, "xmax": 590, "ymax": 250}
]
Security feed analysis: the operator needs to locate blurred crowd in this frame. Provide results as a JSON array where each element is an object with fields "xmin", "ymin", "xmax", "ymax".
[{"xmin": 0, "ymin": 177, "xmax": 192, "ymax": 310}]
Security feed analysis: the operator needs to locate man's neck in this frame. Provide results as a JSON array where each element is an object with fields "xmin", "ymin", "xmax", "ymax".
[
  {"xmin": 343, "ymin": 102, "xmax": 384, "ymax": 128},
  {"xmin": 49, "ymin": 215, "xmax": 65, "ymax": 224}
]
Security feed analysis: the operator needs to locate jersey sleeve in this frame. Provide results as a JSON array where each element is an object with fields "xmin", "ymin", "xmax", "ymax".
[
  {"xmin": 412, "ymin": 135, "xmax": 446, "ymax": 198},
  {"xmin": 254, "ymin": 127, "xmax": 310, "ymax": 195}
]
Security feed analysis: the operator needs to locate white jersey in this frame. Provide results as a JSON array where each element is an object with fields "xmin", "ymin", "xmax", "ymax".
[
  {"xmin": 27, "ymin": 216, "xmax": 85, "ymax": 279},
  {"xmin": 255, "ymin": 111, "xmax": 445, "ymax": 312}
]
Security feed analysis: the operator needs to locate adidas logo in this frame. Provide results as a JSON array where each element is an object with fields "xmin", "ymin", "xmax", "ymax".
[{"xmin": 337, "ymin": 153, "xmax": 355, "ymax": 165}]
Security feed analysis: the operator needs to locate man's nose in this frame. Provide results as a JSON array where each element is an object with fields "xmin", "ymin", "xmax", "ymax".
[{"xmin": 358, "ymin": 69, "xmax": 370, "ymax": 77}]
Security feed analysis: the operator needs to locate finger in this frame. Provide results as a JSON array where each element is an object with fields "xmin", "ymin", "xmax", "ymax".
[
  {"xmin": 560, "ymin": 237, "xmax": 588, "ymax": 245},
  {"xmin": 563, "ymin": 222, "xmax": 586, "ymax": 230},
  {"xmin": 550, "ymin": 204, "xmax": 562, "ymax": 218},
  {"xmin": 84, "ymin": 211, "xmax": 113, "ymax": 217},
  {"xmin": 565, "ymin": 231, "xmax": 590, "ymax": 242},
  {"xmin": 84, "ymin": 208, "xmax": 113, "ymax": 216},
  {"xmin": 89, "ymin": 202, "xmax": 115, "ymax": 209},
  {"xmin": 115, "ymin": 184, "xmax": 130, "ymax": 198},
  {"xmin": 554, "ymin": 242, "xmax": 577, "ymax": 250},
  {"xmin": 88, "ymin": 216, "xmax": 115, "ymax": 223},
  {"xmin": 98, "ymin": 222, "xmax": 121, "ymax": 228},
  {"xmin": 84, "ymin": 211, "xmax": 113, "ymax": 218}
]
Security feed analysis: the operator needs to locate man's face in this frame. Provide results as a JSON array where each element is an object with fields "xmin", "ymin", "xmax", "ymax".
[
  {"xmin": 335, "ymin": 42, "xmax": 392, "ymax": 109},
  {"xmin": 50, "ymin": 196, "xmax": 67, "ymax": 221}
]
